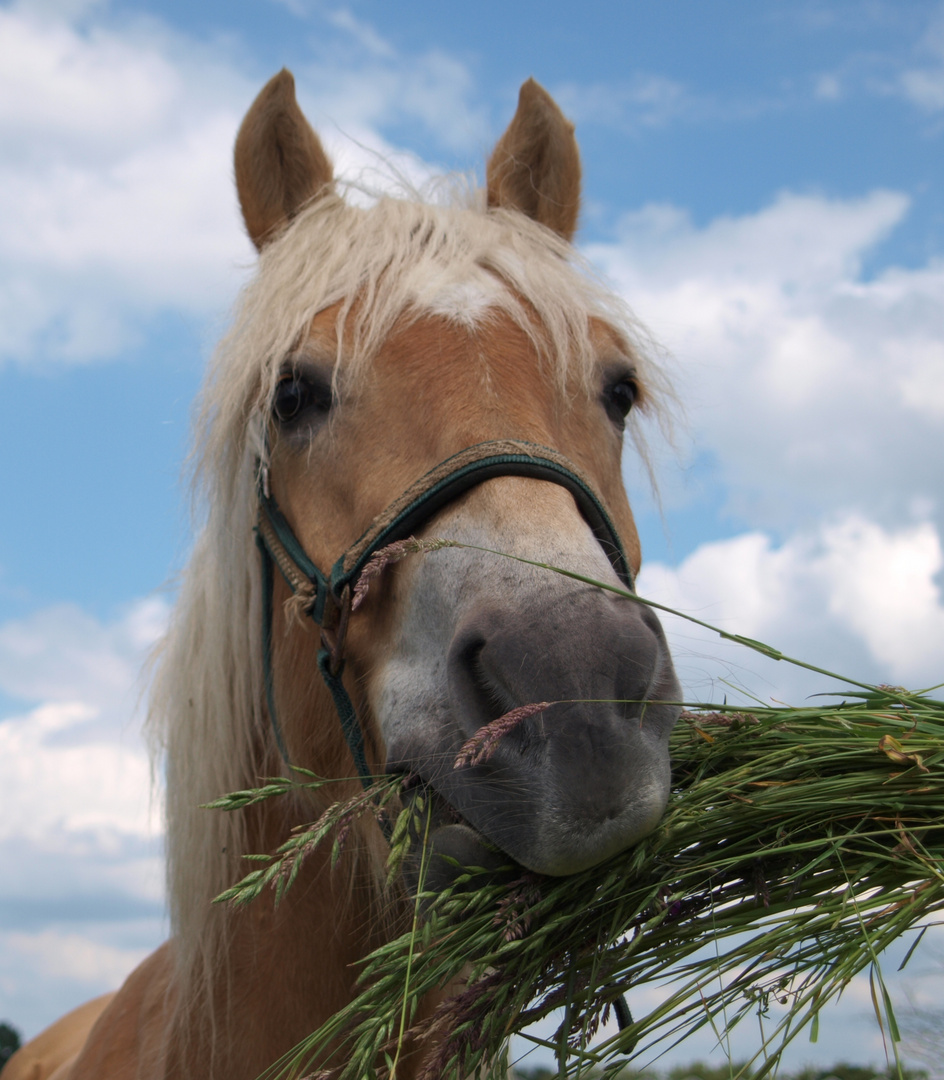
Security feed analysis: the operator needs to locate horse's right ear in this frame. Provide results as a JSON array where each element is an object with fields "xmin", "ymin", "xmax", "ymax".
[
  {"xmin": 235, "ymin": 69, "xmax": 334, "ymax": 251},
  {"xmin": 486, "ymin": 78, "xmax": 581, "ymax": 242}
]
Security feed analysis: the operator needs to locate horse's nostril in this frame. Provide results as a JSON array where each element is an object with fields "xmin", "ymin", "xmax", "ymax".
[
  {"xmin": 456, "ymin": 634, "xmax": 486, "ymax": 678},
  {"xmin": 452, "ymin": 597, "xmax": 663, "ymax": 718},
  {"xmin": 453, "ymin": 632, "xmax": 520, "ymax": 729}
]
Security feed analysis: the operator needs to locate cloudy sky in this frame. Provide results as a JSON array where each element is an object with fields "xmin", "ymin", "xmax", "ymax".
[{"xmin": 1, "ymin": 0, "xmax": 943, "ymax": 1071}]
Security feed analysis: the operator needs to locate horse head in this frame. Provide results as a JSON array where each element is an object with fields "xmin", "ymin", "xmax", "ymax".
[{"xmin": 232, "ymin": 70, "xmax": 681, "ymax": 886}]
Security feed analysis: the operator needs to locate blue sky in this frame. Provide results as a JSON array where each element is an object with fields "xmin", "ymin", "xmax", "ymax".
[{"xmin": 1, "ymin": 0, "xmax": 943, "ymax": 1070}]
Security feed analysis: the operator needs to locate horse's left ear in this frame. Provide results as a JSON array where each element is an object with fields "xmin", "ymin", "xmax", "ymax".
[
  {"xmin": 486, "ymin": 78, "xmax": 581, "ymax": 242},
  {"xmin": 235, "ymin": 69, "xmax": 335, "ymax": 251}
]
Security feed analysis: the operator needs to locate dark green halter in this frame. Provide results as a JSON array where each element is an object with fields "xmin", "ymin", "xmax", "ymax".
[{"xmin": 255, "ymin": 438, "xmax": 634, "ymax": 785}]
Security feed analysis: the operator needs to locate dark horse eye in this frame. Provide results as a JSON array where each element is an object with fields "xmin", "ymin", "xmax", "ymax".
[
  {"xmin": 604, "ymin": 377, "xmax": 638, "ymax": 426},
  {"xmin": 272, "ymin": 373, "xmax": 332, "ymax": 425}
]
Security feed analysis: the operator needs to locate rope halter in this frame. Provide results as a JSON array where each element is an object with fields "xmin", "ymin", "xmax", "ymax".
[{"xmin": 255, "ymin": 438, "xmax": 634, "ymax": 785}]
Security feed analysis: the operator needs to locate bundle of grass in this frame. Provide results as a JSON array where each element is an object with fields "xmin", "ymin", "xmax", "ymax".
[{"xmin": 209, "ymin": 549, "xmax": 944, "ymax": 1080}]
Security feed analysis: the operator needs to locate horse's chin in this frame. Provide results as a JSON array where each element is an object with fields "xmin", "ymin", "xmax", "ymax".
[{"xmin": 398, "ymin": 782, "xmax": 519, "ymax": 900}]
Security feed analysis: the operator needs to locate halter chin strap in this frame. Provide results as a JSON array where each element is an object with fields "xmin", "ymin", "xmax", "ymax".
[{"xmin": 255, "ymin": 438, "xmax": 634, "ymax": 785}]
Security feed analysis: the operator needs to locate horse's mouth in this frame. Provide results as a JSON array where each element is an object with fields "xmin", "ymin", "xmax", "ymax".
[{"xmin": 397, "ymin": 776, "xmax": 519, "ymax": 899}]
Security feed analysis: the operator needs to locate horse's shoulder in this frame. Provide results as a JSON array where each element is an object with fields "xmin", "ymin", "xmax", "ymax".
[{"xmin": 2, "ymin": 993, "xmax": 114, "ymax": 1080}]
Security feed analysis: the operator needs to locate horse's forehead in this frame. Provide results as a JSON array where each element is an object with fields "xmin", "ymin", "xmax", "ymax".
[
  {"xmin": 380, "ymin": 311, "xmax": 541, "ymax": 392},
  {"xmin": 295, "ymin": 299, "xmax": 623, "ymax": 383}
]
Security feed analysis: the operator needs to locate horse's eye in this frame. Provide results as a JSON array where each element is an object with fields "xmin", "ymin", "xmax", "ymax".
[
  {"xmin": 272, "ymin": 373, "xmax": 331, "ymax": 425},
  {"xmin": 604, "ymin": 377, "xmax": 638, "ymax": 426},
  {"xmin": 273, "ymin": 377, "xmax": 304, "ymax": 422}
]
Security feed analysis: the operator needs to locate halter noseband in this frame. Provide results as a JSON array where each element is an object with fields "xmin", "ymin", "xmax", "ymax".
[{"xmin": 255, "ymin": 438, "xmax": 634, "ymax": 785}]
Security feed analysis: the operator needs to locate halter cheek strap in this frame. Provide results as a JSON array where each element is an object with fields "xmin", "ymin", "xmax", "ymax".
[{"xmin": 255, "ymin": 438, "xmax": 634, "ymax": 786}]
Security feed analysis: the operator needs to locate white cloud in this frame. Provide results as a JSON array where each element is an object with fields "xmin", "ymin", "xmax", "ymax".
[
  {"xmin": 0, "ymin": 6, "xmax": 178, "ymax": 153},
  {"xmin": 638, "ymin": 514, "xmax": 944, "ymax": 702},
  {"xmin": 0, "ymin": 595, "xmax": 168, "ymax": 1033},
  {"xmin": 821, "ymin": 516, "xmax": 944, "ymax": 680},
  {"xmin": 0, "ymin": 596, "xmax": 167, "ymax": 876},
  {"xmin": 4, "ymin": 927, "xmax": 151, "ymax": 987},
  {"xmin": 898, "ymin": 337, "xmax": 944, "ymax": 419},
  {"xmin": 0, "ymin": 701, "xmax": 157, "ymax": 843},
  {"xmin": 0, "ymin": 5, "xmax": 255, "ymax": 362},
  {"xmin": 0, "ymin": 596, "xmax": 168, "ymax": 708},
  {"xmin": 0, "ymin": 596, "xmax": 168, "ymax": 838},
  {"xmin": 593, "ymin": 190, "xmax": 944, "ymax": 535}
]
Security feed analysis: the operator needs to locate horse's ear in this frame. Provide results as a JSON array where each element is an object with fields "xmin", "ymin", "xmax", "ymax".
[
  {"xmin": 235, "ymin": 69, "xmax": 334, "ymax": 251},
  {"xmin": 486, "ymin": 78, "xmax": 581, "ymax": 242}
]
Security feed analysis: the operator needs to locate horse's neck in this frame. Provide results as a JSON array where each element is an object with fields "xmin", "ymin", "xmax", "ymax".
[{"xmin": 173, "ymin": 803, "xmax": 396, "ymax": 1079}]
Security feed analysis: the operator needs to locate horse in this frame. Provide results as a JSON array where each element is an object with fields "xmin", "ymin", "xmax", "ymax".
[{"xmin": 7, "ymin": 70, "xmax": 681, "ymax": 1080}]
